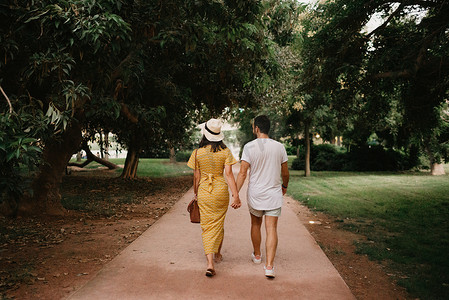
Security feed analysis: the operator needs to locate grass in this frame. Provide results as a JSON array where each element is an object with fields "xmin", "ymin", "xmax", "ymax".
[
  {"xmin": 287, "ymin": 167, "xmax": 449, "ymax": 300},
  {"xmin": 70, "ymin": 158, "xmax": 192, "ymax": 177},
  {"xmin": 134, "ymin": 159, "xmax": 192, "ymax": 177}
]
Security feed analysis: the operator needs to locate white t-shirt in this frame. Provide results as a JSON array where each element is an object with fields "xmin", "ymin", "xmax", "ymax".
[{"xmin": 241, "ymin": 138, "xmax": 288, "ymax": 210}]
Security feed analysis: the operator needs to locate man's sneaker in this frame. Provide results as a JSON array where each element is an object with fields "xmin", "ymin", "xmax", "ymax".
[
  {"xmin": 264, "ymin": 266, "xmax": 275, "ymax": 278},
  {"xmin": 251, "ymin": 253, "xmax": 262, "ymax": 264}
]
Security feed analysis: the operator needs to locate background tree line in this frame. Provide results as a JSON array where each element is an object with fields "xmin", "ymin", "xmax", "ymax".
[
  {"xmin": 235, "ymin": 0, "xmax": 448, "ymax": 176},
  {"xmin": 1, "ymin": 0, "xmax": 448, "ymax": 216}
]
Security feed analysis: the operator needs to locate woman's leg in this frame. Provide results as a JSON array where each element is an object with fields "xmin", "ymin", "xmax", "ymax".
[
  {"xmin": 215, "ymin": 238, "xmax": 224, "ymax": 262},
  {"xmin": 206, "ymin": 253, "xmax": 214, "ymax": 270}
]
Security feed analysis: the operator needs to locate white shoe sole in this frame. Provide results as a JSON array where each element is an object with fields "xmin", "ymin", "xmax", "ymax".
[
  {"xmin": 251, "ymin": 253, "xmax": 262, "ymax": 264},
  {"xmin": 264, "ymin": 266, "xmax": 275, "ymax": 278}
]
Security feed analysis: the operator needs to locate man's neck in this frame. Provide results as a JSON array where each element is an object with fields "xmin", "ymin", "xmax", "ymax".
[{"xmin": 256, "ymin": 133, "xmax": 269, "ymax": 139}]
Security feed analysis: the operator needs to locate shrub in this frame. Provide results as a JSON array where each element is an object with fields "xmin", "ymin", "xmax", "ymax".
[
  {"xmin": 283, "ymin": 143, "xmax": 297, "ymax": 156},
  {"xmin": 343, "ymin": 146, "xmax": 409, "ymax": 171},
  {"xmin": 291, "ymin": 144, "xmax": 416, "ymax": 172},
  {"xmin": 291, "ymin": 144, "xmax": 345, "ymax": 171},
  {"xmin": 175, "ymin": 151, "xmax": 192, "ymax": 162}
]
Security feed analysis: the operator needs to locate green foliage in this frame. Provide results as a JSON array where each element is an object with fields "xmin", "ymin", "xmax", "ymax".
[
  {"xmin": 0, "ymin": 110, "xmax": 47, "ymax": 202},
  {"xmin": 175, "ymin": 151, "xmax": 192, "ymax": 163},
  {"xmin": 292, "ymin": 144, "xmax": 346, "ymax": 171},
  {"xmin": 288, "ymin": 170, "xmax": 449, "ymax": 299},
  {"xmin": 294, "ymin": 0, "xmax": 449, "ymax": 165},
  {"xmin": 291, "ymin": 143, "xmax": 418, "ymax": 172}
]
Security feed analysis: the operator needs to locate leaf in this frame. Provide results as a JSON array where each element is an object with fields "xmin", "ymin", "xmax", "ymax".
[
  {"xmin": 28, "ymin": 146, "xmax": 42, "ymax": 153},
  {"xmin": 46, "ymin": 105, "xmax": 54, "ymax": 117},
  {"xmin": 21, "ymin": 138, "xmax": 37, "ymax": 144},
  {"xmin": 6, "ymin": 151, "xmax": 16, "ymax": 162}
]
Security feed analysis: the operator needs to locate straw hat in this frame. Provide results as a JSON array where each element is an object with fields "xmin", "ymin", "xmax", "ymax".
[{"xmin": 201, "ymin": 118, "xmax": 224, "ymax": 142}]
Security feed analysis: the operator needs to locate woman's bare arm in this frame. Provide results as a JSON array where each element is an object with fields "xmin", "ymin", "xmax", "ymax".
[{"xmin": 225, "ymin": 164, "xmax": 241, "ymax": 209}]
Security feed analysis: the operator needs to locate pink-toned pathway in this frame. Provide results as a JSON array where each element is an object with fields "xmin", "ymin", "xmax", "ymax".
[{"xmin": 67, "ymin": 172, "xmax": 355, "ymax": 300}]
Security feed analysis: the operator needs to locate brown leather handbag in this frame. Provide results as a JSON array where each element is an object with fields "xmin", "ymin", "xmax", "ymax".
[
  {"xmin": 187, "ymin": 149, "xmax": 200, "ymax": 223},
  {"xmin": 187, "ymin": 198, "xmax": 200, "ymax": 223}
]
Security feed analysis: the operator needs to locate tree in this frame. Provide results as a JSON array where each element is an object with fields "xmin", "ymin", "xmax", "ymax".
[
  {"xmin": 0, "ymin": 0, "xmax": 280, "ymax": 215},
  {"xmin": 1, "ymin": 0, "xmax": 135, "ymax": 215},
  {"xmin": 296, "ymin": 0, "xmax": 449, "ymax": 174},
  {"xmin": 231, "ymin": 1, "xmax": 307, "ymax": 160}
]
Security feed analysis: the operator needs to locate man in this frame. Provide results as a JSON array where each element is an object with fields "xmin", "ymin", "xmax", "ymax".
[{"xmin": 236, "ymin": 115, "xmax": 289, "ymax": 278}]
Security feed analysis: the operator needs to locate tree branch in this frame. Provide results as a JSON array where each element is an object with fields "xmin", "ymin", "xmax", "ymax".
[
  {"xmin": 113, "ymin": 80, "xmax": 139, "ymax": 124},
  {"xmin": 68, "ymin": 159, "xmax": 93, "ymax": 168},
  {"xmin": 120, "ymin": 103, "xmax": 139, "ymax": 123},
  {"xmin": 366, "ymin": 3, "xmax": 405, "ymax": 39},
  {"xmin": 0, "ymin": 86, "xmax": 13, "ymax": 114},
  {"xmin": 80, "ymin": 141, "xmax": 118, "ymax": 169},
  {"xmin": 373, "ymin": 70, "xmax": 412, "ymax": 79},
  {"xmin": 373, "ymin": 23, "xmax": 447, "ymax": 79}
]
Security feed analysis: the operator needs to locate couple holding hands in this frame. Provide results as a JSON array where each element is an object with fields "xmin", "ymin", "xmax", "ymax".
[{"xmin": 187, "ymin": 115, "xmax": 289, "ymax": 278}]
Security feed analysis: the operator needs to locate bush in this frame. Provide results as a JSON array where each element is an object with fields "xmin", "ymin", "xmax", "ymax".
[
  {"xmin": 343, "ymin": 146, "xmax": 409, "ymax": 171},
  {"xmin": 175, "ymin": 151, "xmax": 192, "ymax": 162},
  {"xmin": 291, "ymin": 144, "xmax": 416, "ymax": 172},
  {"xmin": 283, "ymin": 143, "xmax": 297, "ymax": 156},
  {"xmin": 292, "ymin": 144, "xmax": 345, "ymax": 171}
]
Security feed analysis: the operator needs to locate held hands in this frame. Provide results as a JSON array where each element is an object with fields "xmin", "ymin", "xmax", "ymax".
[{"xmin": 230, "ymin": 194, "xmax": 241, "ymax": 209}]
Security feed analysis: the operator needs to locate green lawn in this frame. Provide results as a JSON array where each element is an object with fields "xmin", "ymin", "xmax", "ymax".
[
  {"xmin": 287, "ymin": 168, "xmax": 449, "ymax": 299},
  {"xmin": 135, "ymin": 158, "xmax": 192, "ymax": 177},
  {"xmin": 71, "ymin": 158, "xmax": 192, "ymax": 177}
]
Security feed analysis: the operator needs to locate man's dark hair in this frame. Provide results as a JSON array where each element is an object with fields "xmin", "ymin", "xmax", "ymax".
[
  {"xmin": 199, "ymin": 135, "xmax": 227, "ymax": 152},
  {"xmin": 254, "ymin": 115, "xmax": 270, "ymax": 134}
]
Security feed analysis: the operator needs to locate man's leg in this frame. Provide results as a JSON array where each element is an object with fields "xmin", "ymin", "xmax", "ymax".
[
  {"xmin": 250, "ymin": 213, "xmax": 263, "ymax": 257},
  {"xmin": 265, "ymin": 216, "xmax": 279, "ymax": 268}
]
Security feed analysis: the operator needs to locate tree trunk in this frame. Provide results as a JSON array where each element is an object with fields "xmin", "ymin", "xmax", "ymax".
[
  {"xmin": 304, "ymin": 121, "xmax": 311, "ymax": 177},
  {"xmin": 431, "ymin": 163, "xmax": 446, "ymax": 175},
  {"xmin": 169, "ymin": 147, "xmax": 176, "ymax": 163},
  {"xmin": 121, "ymin": 144, "xmax": 141, "ymax": 179},
  {"xmin": 99, "ymin": 130, "xmax": 104, "ymax": 159},
  {"xmin": 337, "ymin": 136, "xmax": 342, "ymax": 147},
  {"xmin": 424, "ymin": 144, "xmax": 446, "ymax": 175},
  {"xmin": 104, "ymin": 131, "xmax": 109, "ymax": 160},
  {"xmin": 73, "ymin": 141, "xmax": 118, "ymax": 169},
  {"xmin": 76, "ymin": 151, "xmax": 82, "ymax": 162},
  {"xmin": 19, "ymin": 122, "xmax": 83, "ymax": 216}
]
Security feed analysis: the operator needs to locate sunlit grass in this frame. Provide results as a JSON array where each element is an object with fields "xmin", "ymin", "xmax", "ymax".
[
  {"xmin": 288, "ymin": 167, "xmax": 449, "ymax": 299},
  {"xmin": 135, "ymin": 158, "xmax": 192, "ymax": 177},
  {"xmin": 70, "ymin": 158, "xmax": 192, "ymax": 178}
]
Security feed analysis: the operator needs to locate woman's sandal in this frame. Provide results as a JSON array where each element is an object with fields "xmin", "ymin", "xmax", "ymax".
[{"xmin": 205, "ymin": 268, "xmax": 216, "ymax": 277}]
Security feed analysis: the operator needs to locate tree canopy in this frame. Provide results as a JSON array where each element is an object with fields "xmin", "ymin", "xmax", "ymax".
[
  {"xmin": 288, "ymin": 0, "xmax": 449, "ymax": 174},
  {"xmin": 0, "ymin": 0, "xmax": 282, "ymax": 215}
]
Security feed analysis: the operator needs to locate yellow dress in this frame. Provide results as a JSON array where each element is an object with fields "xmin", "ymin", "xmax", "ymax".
[{"xmin": 187, "ymin": 146, "xmax": 237, "ymax": 255}]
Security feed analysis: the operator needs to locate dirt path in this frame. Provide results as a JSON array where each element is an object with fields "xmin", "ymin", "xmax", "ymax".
[{"xmin": 0, "ymin": 175, "xmax": 191, "ymax": 300}]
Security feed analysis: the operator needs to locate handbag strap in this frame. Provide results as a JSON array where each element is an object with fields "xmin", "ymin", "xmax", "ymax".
[{"xmin": 193, "ymin": 149, "xmax": 198, "ymax": 196}]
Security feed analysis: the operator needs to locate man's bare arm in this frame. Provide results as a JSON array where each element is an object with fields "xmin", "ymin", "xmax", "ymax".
[
  {"xmin": 281, "ymin": 161, "xmax": 289, "ymax": 195},
  {"xmin": 236, "ymin": 161, "xmax": 250, "ymax": 192}
]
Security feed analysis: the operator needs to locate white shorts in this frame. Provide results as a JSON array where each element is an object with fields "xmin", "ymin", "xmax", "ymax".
[{"xmin": 248, "ymin": 205, "xmax": 282, "ymax": 218}]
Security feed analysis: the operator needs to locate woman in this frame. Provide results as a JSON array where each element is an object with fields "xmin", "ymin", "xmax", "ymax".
[{"xmin": 187, "ymin": 118, "xmax": 241, "ymax": 277}]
